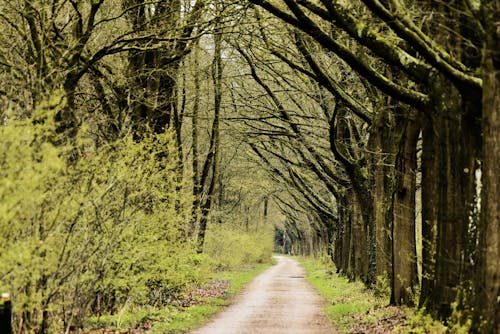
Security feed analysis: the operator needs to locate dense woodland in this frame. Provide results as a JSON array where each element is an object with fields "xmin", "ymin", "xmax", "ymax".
[{"xmin": 0, "ymin": 0, "xmax": 498, "ymax": 333}]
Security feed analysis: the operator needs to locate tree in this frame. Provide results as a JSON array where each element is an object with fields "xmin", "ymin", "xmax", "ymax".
[
  {"xmin": 246, "ymin": 0, "xmax": 496, "ymax": 328},
  {"xmin": 196, "ymin": 10, "xmax": 223, "ymax": 251},
  {"xmin": 476, "ymin": 1, "xmax": 500, "ymax": 331},
  {"xmin": 0, "ymin": 0, "xmax": 206, "ymax": 143}
]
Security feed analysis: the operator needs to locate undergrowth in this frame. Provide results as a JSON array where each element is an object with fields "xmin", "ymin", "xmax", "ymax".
[{"xmin": 82, "ymin": 189, "xmax": 274, "ymax": 333}]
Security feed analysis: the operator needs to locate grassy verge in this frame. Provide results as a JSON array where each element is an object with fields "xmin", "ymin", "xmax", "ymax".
[
  {"xmin": 85, "ymin": 262, "xmax": 272, "ymax": 334},
  {"xmin": 148, "ymin": 301, "xmax": 226, "ymax": 334},
  {"xmin": 152, "ymin": 262, "xmax": 272, "ymax": 333},
  {"xmin": 296, "ymin": 256, "xmax": 387, "ymax": 332},
  {"xmin": 296, "ymin": 257, "xmax": 447, "ymax": 333}
]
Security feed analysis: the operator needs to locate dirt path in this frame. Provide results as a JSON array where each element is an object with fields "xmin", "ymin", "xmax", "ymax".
[{"xmin": 190, "ymin": 256, "xmax": 337, "ymax": 334}]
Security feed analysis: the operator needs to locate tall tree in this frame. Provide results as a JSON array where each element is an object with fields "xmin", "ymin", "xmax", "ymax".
[
  {"xmin": 477, "ymin": 1, "xmax": 500, "ymax": 331},
  {"xmin": 246, "ymin": 0, "xmax": 495, "ymax": 328}
]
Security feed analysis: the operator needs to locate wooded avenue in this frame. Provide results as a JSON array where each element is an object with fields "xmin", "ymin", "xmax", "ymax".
[{"xmin": 0, "ymin": 0, "xmax": 498, "ymax": 333}]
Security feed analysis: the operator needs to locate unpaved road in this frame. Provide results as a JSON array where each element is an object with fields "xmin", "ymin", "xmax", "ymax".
[{"xmin": 190, "ymin": 256, "xmax": 336, "ymax": 334}]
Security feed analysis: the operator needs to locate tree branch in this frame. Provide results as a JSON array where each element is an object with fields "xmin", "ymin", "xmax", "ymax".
[
  {"xmin": 360, "ymin": 0, "xmax": 482, "ymax": 89},
  {"xmin": 250, "ymin": 0, "xmax": 430, "ymax": 107}
]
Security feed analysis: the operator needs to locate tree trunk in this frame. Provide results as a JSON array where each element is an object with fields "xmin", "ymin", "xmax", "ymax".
[
  {"xmin": 475, "ymin": 3, "xmax": 500, "ymax": 330},
  {"xmin": 338, "ymin": 192, "xmax": 352, "ymax": 277},
  {"xmin": 419, "ymin": 75, "xmax": 481, "ymax": 318},
  {"xmin": 370, "ymin": 106, "xmax": 400, "ymax": 285},
  {"xmin": 333, "ymin": 103, "xmax": 376, "ymax": 285},
  {"xmin": 196, "ymin": 22, "xmax": 222, "ymax": 252},
  {"xmin": 191, "ymin": 45, "xmax": 201, "ymax": 237},
  {"xmin": 350, "ymin": 190, "xmax": 368, "ymax": 282},
  {"xmin": 125, "ymin": 0, "xmax": 184, "ymax": 137},
  {"xmin": 391, "ymin": 117, "xmax": 419, "ymax": 305},
  {"xmin": 419, "ymin": 115, "xmax": 438, "ymax": 309}
]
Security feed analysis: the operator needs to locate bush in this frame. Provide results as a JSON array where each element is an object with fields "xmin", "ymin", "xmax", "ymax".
[
  {"xmin": 0, "ymin": 95, "xmax": 199, "ymax": 333},
  {"xmin": 203, "ymin": 224, "xmax": 274, "ymax": 271}
]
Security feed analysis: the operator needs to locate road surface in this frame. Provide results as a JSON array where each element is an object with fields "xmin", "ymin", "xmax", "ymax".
[{"xmin": 190, "ymin": 256, "xmax": 336, "ymax": 334}]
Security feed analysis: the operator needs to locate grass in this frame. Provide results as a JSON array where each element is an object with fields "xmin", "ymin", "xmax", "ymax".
[
  {"xmin": 149, "ymin": 302, "xmax": 224, "ymax": 334},
  {"xmin": 296, "ymin": 256, "xmax": 450, "ymax": 333},
  {"xmin": 85, "ymin": 262, "xmax": 272, "ymax": 334},
  {"xmin": 296, "ymin": 256, "xmax": 388, "ymax": 332}
]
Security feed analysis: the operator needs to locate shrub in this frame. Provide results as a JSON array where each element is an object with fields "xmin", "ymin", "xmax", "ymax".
[
  {"xmin": 203, "ymin": 224, "xmax": 274, "ymax": 271},
  {"xmin": 0, "ymin": 94, "xmax": 198, "ymax": 333}
]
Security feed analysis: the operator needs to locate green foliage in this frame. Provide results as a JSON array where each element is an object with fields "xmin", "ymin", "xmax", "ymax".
[
  {"xmin": 203, "ymin": 223, "xmax": 274, "ymax": 271},
  {"xmin": 374, "ymin": 274, "xmax": 391, "ymax": 299},
  {"xmin": 448, "ymin": 299, "xmax": 473, "ymax": 334},
  {"xmin": 0, "ymin": 98, "xmax": 200, "ymax": 332},
  {"xmin": 86, "ymin": 305, "xmax": 165, "ymax": 330},
  {"xmin": 0, "ymin": 97, "xmax": 275, "ymax": 333},
  {"xmin": 404, "ymin": 309, "xmax": 448, "ymax": 334}
]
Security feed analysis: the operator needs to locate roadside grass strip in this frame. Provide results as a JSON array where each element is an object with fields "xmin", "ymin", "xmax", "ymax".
[
  {"xmin": 297, "ymin": 257, "xmax": 386, "ymax": 332},
  {"xmin": 297, "ymin": 257, "xmax": 447, "ymax": 333}
]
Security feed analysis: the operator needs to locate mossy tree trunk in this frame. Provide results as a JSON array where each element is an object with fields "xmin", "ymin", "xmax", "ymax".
[
  {"xmin": 418, "ymin": 74, "xmax": 482, "ymax": 318},
  {"xmin": 475, "ymin": 1, "xmax": 500, "ymax": 331},
  {"xmin": 369, "ymin": 102, "xmax": 401, "ymax": 286},
  {"xmin": 391, "ymin": 115, "xmax": 419, "ymax": 306}
]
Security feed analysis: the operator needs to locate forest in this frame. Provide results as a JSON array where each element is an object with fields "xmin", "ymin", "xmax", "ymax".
[{"xmin": 0, "ymin": 0, "xmax": 498, "ymax": 333}]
